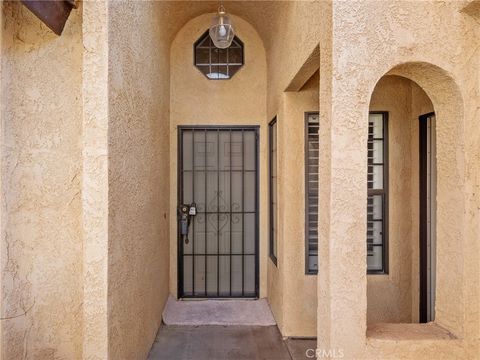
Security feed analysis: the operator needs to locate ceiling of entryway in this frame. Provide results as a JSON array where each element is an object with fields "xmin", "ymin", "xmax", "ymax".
[{"xmin": 158, "ymin": 1, "xmax": 294, "ymax": 47}]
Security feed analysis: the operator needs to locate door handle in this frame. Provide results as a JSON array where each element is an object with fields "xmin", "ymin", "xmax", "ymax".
[{"xmin": 178, "ymin": 203, "xmax": 196, "ymax": 244}]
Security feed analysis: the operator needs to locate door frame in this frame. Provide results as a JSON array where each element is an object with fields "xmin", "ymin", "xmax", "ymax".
[
  {"xmin": 419, "ymin": 112, "xmax": 436, "ymax": 322},
  {"xmin": 177, "ymin": 125, "xmax": 260, "ymax": 299}
]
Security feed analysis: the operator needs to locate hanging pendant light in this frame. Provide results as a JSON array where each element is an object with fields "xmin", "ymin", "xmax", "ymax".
[{"xmin": 209, "ymin": 4, "xmax": 235, "ymax": 49}]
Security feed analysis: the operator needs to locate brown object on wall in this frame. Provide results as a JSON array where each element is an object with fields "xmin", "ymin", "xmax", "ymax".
[{"xmin": 21, "ymin": 0, "xmax": 76, "ymax": 36}]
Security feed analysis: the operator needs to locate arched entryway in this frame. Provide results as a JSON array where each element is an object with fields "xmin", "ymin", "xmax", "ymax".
[
  {"xmin": 168, "ymin": 12, "xmax": 267, "ymax": 300},
  {"xmin": 366, "ymin": 62, "xmax": 465, "ymax": 337}
]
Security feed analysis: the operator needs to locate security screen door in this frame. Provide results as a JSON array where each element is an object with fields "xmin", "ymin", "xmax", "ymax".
[{"xmin": 178, "ymin": 126, "xmax": 259, "ymax": 298}]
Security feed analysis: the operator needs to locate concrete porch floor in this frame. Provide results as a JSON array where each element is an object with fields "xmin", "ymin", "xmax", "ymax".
[{"xmin": 147, "ymin": 325, "xmax": 316, "ymax": 360}]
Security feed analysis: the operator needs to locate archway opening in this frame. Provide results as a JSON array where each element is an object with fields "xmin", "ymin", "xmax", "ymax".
[
  {"xmin": 366, "ymin": 62, "xmax": 465, "ymax": 338},
  {"xmin": 367, "ymin": 75, "xmax": 435, "ymax": 324}
]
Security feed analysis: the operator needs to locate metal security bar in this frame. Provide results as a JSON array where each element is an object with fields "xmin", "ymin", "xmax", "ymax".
[
  {"xmin": 268, "ymin": 118, "xmax": 278, "ymax": 265},
  {"xmin": 178, "ymin": 126, "xmax": 259, "ymax": 298},
  {"xmin": 367, "ymin": 112, "xmax": 389, "ymax": 274},
  {"xmin": 305, "ymin": 112, "xmax": 319, "ymax": 274},
  {"xmin": 194, "ymin": 30, "xmax": 244, "ymax": 80}
]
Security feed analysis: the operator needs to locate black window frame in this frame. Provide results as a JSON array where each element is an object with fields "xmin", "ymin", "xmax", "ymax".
[
  {"xmin": 305, "ymin": 112, "xmax": 319, "ymax": 275},
  {"xmin": 367, "ymin": 111, "xmax": 389, "ymax": 274},
  {"xmin": 269, "ymin": 117, "xmax": 278, "ymax": 266},
  {"xmin": 193, "ymin": 30, "xmax": 244, "ymax": 80},
  {"xmin": 419, "ymin": 112, "xmax": 436, "ymax": 322}
]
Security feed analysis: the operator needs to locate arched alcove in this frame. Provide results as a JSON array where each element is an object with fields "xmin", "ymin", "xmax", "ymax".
[
  {"xmin": 170, "ymin": 12, "xmax": 267, "ymax": 124},
  {"xmin": 168, "ymin": 12, "xmax": 268, "ymax": 299},
  {"xmin": 366, "ymin": 62, "xmax": 465, "ymax": 337}
]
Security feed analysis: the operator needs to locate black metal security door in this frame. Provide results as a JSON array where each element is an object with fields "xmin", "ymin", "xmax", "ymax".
[{"xmin": 178, "ymin": 126, "xmax": 259, "ymax": 298}]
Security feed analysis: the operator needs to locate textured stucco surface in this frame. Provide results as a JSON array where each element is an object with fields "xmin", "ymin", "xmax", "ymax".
[
  {"xmin": 1, "ymin": 1, "xmax": 172, "ymax": 359},
  {"xmin": 107, "ymin": 2, "xmax": 171, "ymax": 359},
  {"xmin": 264, "ymin": 0, "xmax": 320, "ymax": 336},
  {"xmin": 82, "ymin": 1, "xmax": 109, "ymax": 359},
  {"xmin": 1, "ymin": 3, "xmax": 83, "ymax": 359},
  {"xmin": 279, "ymin": 72, "xmax": 319, "ymax": 337},
  {"xmin": 318, "ymin": 1, "xmax": 479, "ymax": 359},
  {"xmin": 0, "ymin": 1, "xmax": 478, "ymax": 359},
  {"xmin": 367, "ymin": 75, "xmax": 433, "ymax": 325},
  {"xmin": 169, "ymin": 13, "xmax": 267, "ymax": 299}
]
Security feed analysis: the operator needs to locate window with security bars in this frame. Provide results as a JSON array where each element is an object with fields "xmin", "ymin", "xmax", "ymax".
[
  {"xmin": 194, "ymin": 30, "xmax": 244, "ymax": 80},
  {"xmin": 367, "ymin": 112, "xmax": 388, "ymax": 274},
  {"xmin": 269, "ymin": 118, "xmax": 278, "ymax": 265},
  {"xmin": 305, "ymin": 113, "xmax": 319, "ymax": 274}
]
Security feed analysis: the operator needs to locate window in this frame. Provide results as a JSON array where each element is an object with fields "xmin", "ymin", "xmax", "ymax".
[
  {"xmin": 367, "ymin": 112, "xmax": 388, "ymax": 273},
  {"xmin": 305, "ymin": 112, "xmax": 319, "ymax": 274},
  {"xmin": 194, "ymin": 30, "xmax": 244, "ymax": 80},
  {"xmin": 269, "ymin": 118, "xmax": 278, "ymax": 265}
]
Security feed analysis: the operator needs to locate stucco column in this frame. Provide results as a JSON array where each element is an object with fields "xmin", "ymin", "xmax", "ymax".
[
  {"xmin": 82, "ymin": 1, "xmax": 109, "ymax": 359},
  {"xmin": 317, "ymin": 1, "xmax": 367, "ymax": 357},
  {"xmin": 317, "ymin": 0, "xmax": 333, "ymax": 351}
]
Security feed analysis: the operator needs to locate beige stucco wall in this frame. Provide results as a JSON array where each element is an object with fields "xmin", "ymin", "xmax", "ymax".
[
  {"xmin": 107, "ymin": 2, "xmax": 171, "ymax": 359},
  {"xmin": 0, "ymin": 1, "xmax": 172, "ymax": 358},
  {"xmin": 0, "ymin": 2, "xmax": 322, "ymax": 357},
  {"xmin": 83, "ymin": 2, "xmax": 173, "ymax": 358},
  {"xmin": 268, "ymin": 103, "xmax": 285, "ymax": 330},
  {"xmin": 264, "ymin": 0, "xmax": 320, "ymax": 336},
  {"xmin": 263, "ymin": 1, "xmax": 320, "ymax": 116},
  {"xmin": 367, "ymin": 75, "xmax": 434, "ymax": 325},
  {"xmin": 82, "ymin": 1, "xmax": 109, "ymax": 358},
  {"xmin": 0, "ymin": 1, "xmax": 478, "ymax": 359},
  {"xmin": 280, "ymin": 72, "xmax": 319, "ymax": 337},
  {"xmin": 0, "ymin": 2, "xmax": 83, "ymax": 359},
  {"xmin": 318, "ymin": 1, "xmax": 479, "ymax": 359},
  {"xmin": 169, "ymin": 14, "xmax": 267, "ymax": 298}
]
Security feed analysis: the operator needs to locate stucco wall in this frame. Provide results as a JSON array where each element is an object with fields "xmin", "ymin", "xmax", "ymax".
[
  {"xmin": 268, "ymin": 105, "xmax": 284, "ymax": 329},
  {"xmin": 265, "ymin": 0, "xmax": 320, "ymax": 336},
  {"xmin": 0, "ymin": 1, "xmax": 478, "ymax": 359},
  {"xmin": 367, "ymin": 75, "xmax": 433, "ymax": 325},
  {"xmin": 82, "ymin": 1, "xmax": 109, "ymax": 358},
  {"xmin": 318, "ymin": 1, "xmax": 479, "ymax": 358},
  {"xmin": 169, "ymin": 14, "xmax": 267, "ymax": 299},
  {"xmin": 107, "ymin": 2, "xmax": 171, "ymax": 359},
  {"xmin": 280, "ymin": 72, "xmax": 319, "ymax": 337},
  {"xmin": 263, "ymin": 0, "xmax": 320, "ymax": 116},
  {"xmin": 0, "ymin": 3, "xmax": 83, "ymax": 359}
]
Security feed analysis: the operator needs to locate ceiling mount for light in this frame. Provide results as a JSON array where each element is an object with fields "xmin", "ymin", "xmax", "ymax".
[{"xmin": 209, "ymin": 3, "xmax": 235, "ymax": 49}]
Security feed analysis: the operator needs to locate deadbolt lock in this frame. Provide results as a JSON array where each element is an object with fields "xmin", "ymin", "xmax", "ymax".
[{"xmin": 178, "ymin": 203, "xmax": 197, "ymax": 244}]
